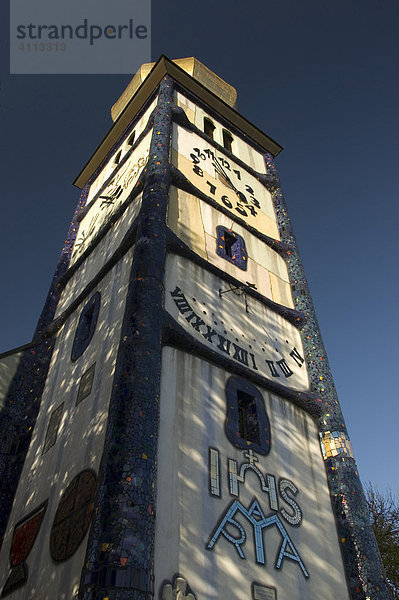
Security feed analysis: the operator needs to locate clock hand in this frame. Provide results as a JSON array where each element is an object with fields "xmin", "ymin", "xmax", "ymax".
[
  {"xmin": 212, "ymin": 157, "xmax": 239, "ymax": 194},
  {"xmin": 212, "ymin": 156, "xmax": 229, "ymax": 180}
]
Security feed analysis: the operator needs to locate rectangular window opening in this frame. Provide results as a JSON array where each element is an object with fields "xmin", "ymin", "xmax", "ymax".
[
  {"xmin": 204, "ymin": 118, "xmax": 215, "ymax": 139},
  {"xmin": 237, "ymin": 390, "xmax": 260, "ymax": 444},
  {"xmin": 42, "ymin": 403, "xmax": 64, "ymax": 454},
  {"xmin": 222, "ymin": 130, "xmax": 233, "ymax": 153},
  {"xmin": 76, "ymin": 363, "xmax": 96, "ymax": 406},
  {"xmin": 224, "ymin": 231, "xmax": 238, "ymax": 258}
]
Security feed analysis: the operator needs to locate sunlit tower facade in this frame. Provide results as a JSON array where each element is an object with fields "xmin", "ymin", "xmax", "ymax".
[{"xmin": 0, "ymin": 57, "xmax": 390, "ymax": 600}]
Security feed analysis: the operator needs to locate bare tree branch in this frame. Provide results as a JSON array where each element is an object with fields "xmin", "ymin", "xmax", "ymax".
[{"xmin": 366, "ymin": 483, "xmax": 399, "ymax": 599}]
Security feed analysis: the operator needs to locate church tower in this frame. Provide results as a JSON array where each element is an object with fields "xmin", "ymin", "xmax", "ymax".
[{"xmin": 0, "ymin": 57, "xmax": 390, "ymax": 600}]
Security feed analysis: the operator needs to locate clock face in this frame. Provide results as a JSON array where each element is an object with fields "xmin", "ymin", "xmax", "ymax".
[
  {"xmin": 86, "ymin": 98, "xmax": 156, "ymax": 205},
  {"xmin": 165, "ymin": 254, "xmax": 309, "ymax": 392},
  {"xmin": 71, "ymin": 130, "xmax": 151, "ymax": 263},
  {"xmin": 171, "ymin": 125, "xmax": 279, "ymax": 239}
]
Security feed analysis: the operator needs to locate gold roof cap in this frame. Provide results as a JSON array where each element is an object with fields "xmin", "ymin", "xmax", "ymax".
[{"xmin": 111, "ymin": 56, "xmax": 237, "ymax": 121}]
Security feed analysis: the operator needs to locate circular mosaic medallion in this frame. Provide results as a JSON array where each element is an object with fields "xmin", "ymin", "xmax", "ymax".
[{"xmin": 50, "ymin": 470, "xmax": 97, "ymax": 561}]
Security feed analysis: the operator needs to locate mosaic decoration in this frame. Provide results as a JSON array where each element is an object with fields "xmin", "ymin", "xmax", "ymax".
[
  {"xmin": 0, "ymin": 64, "xmax": 388, "ymax": 600},
  {"xmin": 207, "ymin": 497, "xmax": 308, "ymax": 577},
  {"xmin": 50, "ymin": 470, "xmax": 97, "ymax": 562},
  {"xmin": 209, "ymin": 448, "xmax": 302, "ymax": 524},
  {"xmin": 0, "ymin": 186, "xmax": 90, "ymax": 551},
  {"xmin": 216, "ymin": 226, "xmax": 248, "ymax": 270},
  {"xmin": 0, "ymin": 182, "xmax": 89, "ymax": 549},
  {"xmin": 79, "ymin": 76, "xmax": 174, "ymax": 600},
  {"xmin": 71, "ymin": 292, "xmax": 101, "ymax": 362},
  {"xmin": 76, "ymin": 363, "xmax": 96, "ymax": 406},
  {"xmin": 208, "ymin": 445, "xmax": 306, "ymax": 575},
  {"xmin": 0, "ymin": 347, "xmax": 65, "ymax": 548},
  {"xmin": 161, "ymin": 576, "xmax": 196, "ymax": 600},
  {"xmin": 264, "ymin": 153, "xmax": 391, "ymax": 598},
  {"xmin": 0, "ymin": 85, "xmax": 159, "ymax": 597},
  {"xmin": 42, "ymin": 402, "xmax": 64, "ymax": 454},
  {"xmin": 320, "ymin": 430, "xmax": 354, "ymax": 460},
  {"xmin": 208, "ymin": 448, "xmax": 221, "ymax": 497},
  {"xmin": 1, "ymin": 501, "xmax": 47, "ymax": 597},
  {"xmin": 225, "ymin": 376, "xmax": 271, "ymax": 454}
]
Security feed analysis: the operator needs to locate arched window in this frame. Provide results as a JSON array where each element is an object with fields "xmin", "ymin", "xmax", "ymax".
[
  {"xmin": 204, "ymin": 117, "xmax": 215, "ymax": 140},
  {"xmin": 114, "ymin": 150, "xmax": 122, "ymax": 165},
  {"xmin": 222, "ymin": 129, "xmax": 233, "ymax": 153},
  {"xmin": 225, "ymin": 377, "xmax": 271, "ymax": 455},
  {"xmin": 127, "ymin": 130, "xmax": 136, "ymax": 146},
  {"xmin": 71, "ymin": 292, "xmax": 101, "ymax": 362}
]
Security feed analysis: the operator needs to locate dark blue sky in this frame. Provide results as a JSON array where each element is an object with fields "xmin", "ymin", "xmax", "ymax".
[{"xmin": 1, "ymin": 0, "xmax": 398, "ymax": 491}]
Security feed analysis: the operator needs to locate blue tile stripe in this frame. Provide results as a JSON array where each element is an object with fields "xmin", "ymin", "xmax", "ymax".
[
  {"xmin": 264, "ymin": 151, "xmax": 390, "ymax": 599},
  {"xmin": 79, "ymin": 76, "xmax": 174, "ymax": 600}
]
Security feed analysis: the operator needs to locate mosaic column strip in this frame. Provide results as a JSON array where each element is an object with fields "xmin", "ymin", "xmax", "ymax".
[
  {"xmin": 79, "ymin": 76, "xmax": 174, "ymax": 600},
  {"xmin": 264, "ymin": 152, "xmax": 390, "ymax": 599},
  {"xmin": 34, "ymin": 184, "xmax": 90, "ymax": 337}
]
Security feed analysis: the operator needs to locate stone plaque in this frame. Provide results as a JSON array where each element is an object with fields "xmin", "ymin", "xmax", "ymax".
[{"xmin": 253, "ymin": 583, "xmax": 277, "ymax": 600}]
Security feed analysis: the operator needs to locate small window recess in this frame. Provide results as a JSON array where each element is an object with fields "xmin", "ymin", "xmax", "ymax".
[
  {"xmin": 71, "ymin": 292, "xmax": 101, "ymax": 362},
  {"xmin": 204, "ymin": 118, "xmax": 215, "ymax": 140},
  {"xmin": 42, "ymin": 403, "xmax": 64, "ymax": 454},
  {"xmin": 224, "ymin": 231, "xmax": 238, "ymax": 259},
  {"xmin": 127, "ymin": 131, "xmax": 136, "ymax": 146},
  {"xmin": 222, "ymin": 129, "xmax": 233, "ymax": 153},
  {"xmin": 216, "ymin": 226, "xmax": 247, "ymax": 271},
  {"xmin": 114, "ymin": 150, "xmax": 122, "ymax": 165},
  {"xmin": 225, "ymin": 377, "xmax": 270, "ymax": 455},
  {"xmin": 76, "ymin": 363, "xmax": 96, "ymax": 406},
  {"xmin": 237, "ymin": 390, "xmax": 260, "ymax": 445}
]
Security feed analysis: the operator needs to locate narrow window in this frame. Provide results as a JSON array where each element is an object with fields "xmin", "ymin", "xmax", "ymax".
[
  {"xmin": 127, "ymin": 130, "xmax": 136, "ymax": 146},
  {"xmin": 222, "ymin": 129, "xmax": 233, "ymax": 153},
  {"xmin": 76, "ymin": 363, "xmax": 96, "ymax": 406},
  {"xmin": 71, "ymin": 292, "xmax": 101, "ymax": 362},
  {"xmin": 216, "ymin": 226, "xmax": 247, "ymax": 271},
  {"xmin": 225, "ymin": 377, "xmax": 270, "ymax": 455},
  {"xmin": 42, "ymin": 403, "xmax": 64, "ymax": 454},
  {"xmin": 204, "ymin": 117, "xmax": 215, "ymax": 139},
  {"xmin": 237, "ymin": 390, "xmax": 260, "ymax": 444},
  {"xmin": 114, "ymin": 150, "xmax": 122, "ymax": 165}
]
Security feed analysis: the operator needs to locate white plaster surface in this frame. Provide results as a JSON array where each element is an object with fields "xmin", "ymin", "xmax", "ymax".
[
  {"xmin": 57, "ymin": 196, "xmax": 141, "ymax": 315},
  {"xmin": 0, "ymin": 250, "xmax": 133, "ymax": 600},
  {"xmin": 87, "ymin": 98, "xmax": 156, "ymax": 205},
  {"xmin": 167, "ymin": 187, "xmax": 293, "ymax": 308},
  {"xmin": 154, "ymin": 348, "xmax": 350, "ymax": 600},
  {"xmin": 171, "ymin": 125, "xmax": 278, "ymax": 235},
  {"xmin": 165, "ymin": 254, "xmax": 308, "ymax": 392},
  {"xmin": 70, "ymin": 128, "xmax": 151, "ymax": 266},
  {"xmin": 200, "ymin": 202, "xmax": 288, "ymax": 281},
  {"xmin": 175, "ymin": 91, "xmax": 267, "ymax": 174},
  {"xmin": 203, "ymin": 231, "xmax": 274, "ymax": 300}
]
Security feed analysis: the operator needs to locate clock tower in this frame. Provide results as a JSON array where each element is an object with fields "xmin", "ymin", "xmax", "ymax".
[{"xmin": 0, "ymin": 57, "xmax": 390, "ymax": 600}]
